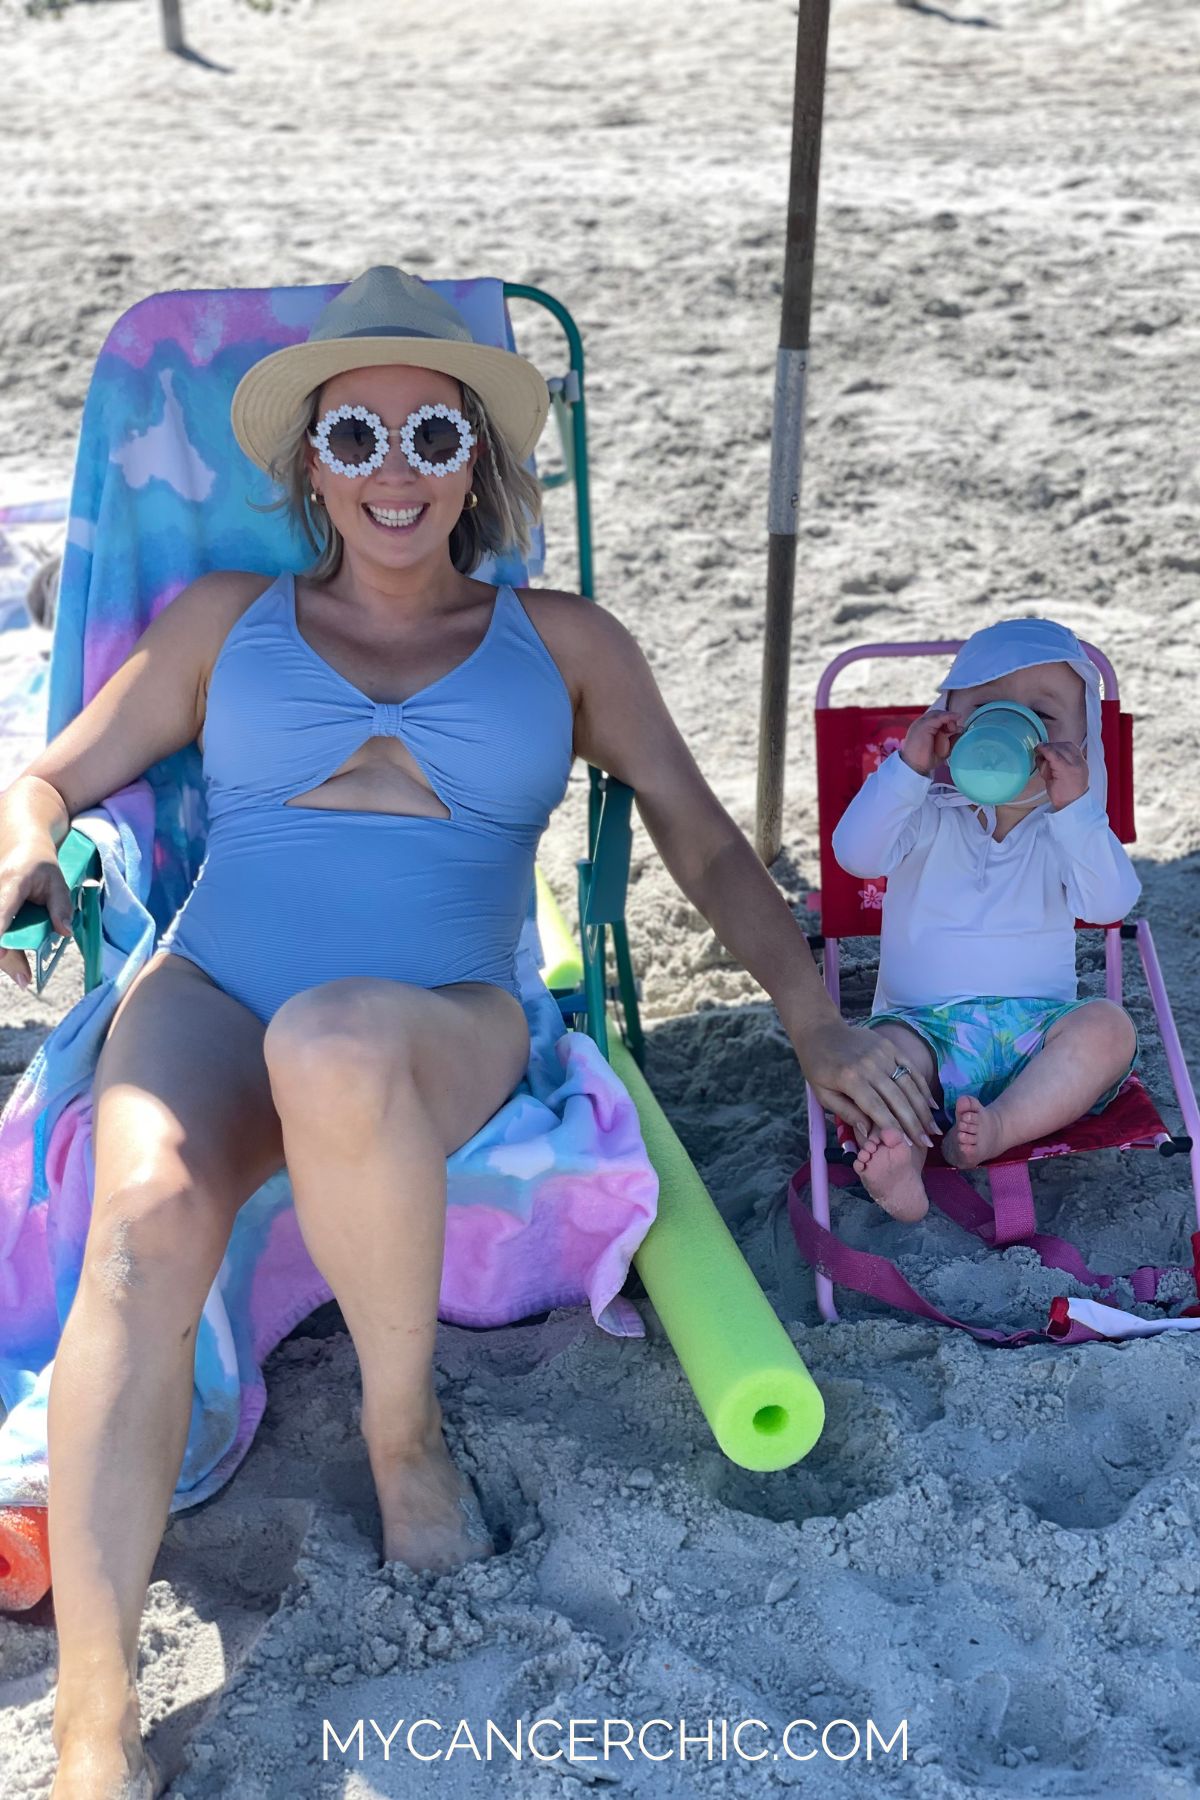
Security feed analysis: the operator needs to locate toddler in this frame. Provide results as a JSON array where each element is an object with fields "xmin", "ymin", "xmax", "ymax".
[{"xmin": 832, "ymin": 618, "xmax": 1141, "ymax": 1222}]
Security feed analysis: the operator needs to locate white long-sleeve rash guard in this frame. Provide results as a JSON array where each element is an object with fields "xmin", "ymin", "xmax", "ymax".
[{"xmin": 831, "ymin": 750, "xmax": 1142, "ymax": 1013}]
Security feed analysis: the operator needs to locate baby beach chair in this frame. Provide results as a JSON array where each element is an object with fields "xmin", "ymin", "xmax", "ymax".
[
  {"xmin": 0, "ymin": 275, "xmax": 670, "ymax": 1611},
  {"xmin": 786, "ymin": 639, "xmax": 1200, "ymax": 1348}
]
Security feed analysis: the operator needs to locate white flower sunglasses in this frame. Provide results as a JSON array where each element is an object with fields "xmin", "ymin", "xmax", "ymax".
[{"xmin": 308, "ymin": 401, "xmax": 476, "ymax": 479}]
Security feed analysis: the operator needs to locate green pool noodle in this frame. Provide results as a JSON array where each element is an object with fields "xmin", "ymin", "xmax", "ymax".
[
  {"xmin": 610, "ymin": 1035, "xmax": 825, "ymax": 1472},
  {"xmin": 534, "ymin": 866, "xmax": 824, "ymax": 1469},
  {"xmin": 535, "ymin": 865, "xmax": 585, "ymax": 990}
]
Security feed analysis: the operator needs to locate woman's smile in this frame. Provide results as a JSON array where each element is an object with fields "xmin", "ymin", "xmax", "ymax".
[{"xmin": 362, "ymin": 500, "xmax": 429, "ymax": 535}]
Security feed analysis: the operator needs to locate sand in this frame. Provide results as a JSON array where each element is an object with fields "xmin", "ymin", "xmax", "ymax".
[{"xmin": 2, "ymin": 0, "xmax": 1199, "ymax": 1792}]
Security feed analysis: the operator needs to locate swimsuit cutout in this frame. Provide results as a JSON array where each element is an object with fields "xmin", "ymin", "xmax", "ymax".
[{"xmin": 159, "ymin": 572, "xmax": 575, "ymax": 1025}]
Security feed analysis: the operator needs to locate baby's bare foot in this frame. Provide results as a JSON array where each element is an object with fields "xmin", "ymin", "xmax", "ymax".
[
  {"xmin": 853, "ymin": 1128, "xmax": 929, "ymax": 1222},
  {"xmin": 374, "ymin": 1428, "xmax": 494, "ymax": 1575},
  {"xmin": 942, "ymin": 1094, "xmax": 1006, "ymax": 1169}
]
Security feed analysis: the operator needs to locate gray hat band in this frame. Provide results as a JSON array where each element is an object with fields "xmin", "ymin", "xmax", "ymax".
[
  {"xmin": 317, "ymin": 324, "xmax": 457, "ymax": 343},
  {"xmin": 230, "ymin": 266, "xmax": 550, "ymax": 469}
]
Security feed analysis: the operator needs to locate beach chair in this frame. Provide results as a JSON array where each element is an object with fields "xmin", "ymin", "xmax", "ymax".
[
  {"xmin": 0, "ymin": 276, "xmax": 824, "ymax": 1612},
  {"xmin": 0, "ymin": 277, "xmax": 668, "ymax": 1603},
  {"xmin": 787, "ymin": 640, "xmax": 1200, "ymax": 1347}
]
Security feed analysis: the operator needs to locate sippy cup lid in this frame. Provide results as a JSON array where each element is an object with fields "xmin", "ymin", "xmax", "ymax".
[{"xmin": 948, "ymin": 701, "xmax": 1048, "ymax": 806}]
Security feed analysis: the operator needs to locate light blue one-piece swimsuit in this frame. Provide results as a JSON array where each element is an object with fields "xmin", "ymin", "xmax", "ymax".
[{"xmin": 159, "ymin": 572, "xmax": 575, "ymax": 1025}]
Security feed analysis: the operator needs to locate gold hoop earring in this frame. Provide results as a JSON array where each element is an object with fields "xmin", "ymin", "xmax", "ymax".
[
  {"xmin": 309, "ymin": 489, "xmax": 323, "ymax": 507},
  {"xmin": 463, "ymin": 491, "xmax": 479, "ymax": 512}
]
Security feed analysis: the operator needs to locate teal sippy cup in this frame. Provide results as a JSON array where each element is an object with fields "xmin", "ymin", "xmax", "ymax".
[{"xmin": 948, "ymin": 701, "xmax": 1048, "ymax": 806}]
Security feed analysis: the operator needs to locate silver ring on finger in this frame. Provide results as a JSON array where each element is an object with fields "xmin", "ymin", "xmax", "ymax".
[{"xmin": 890, "ymin": 1064, "xmax": 911, "ymax": 1084}]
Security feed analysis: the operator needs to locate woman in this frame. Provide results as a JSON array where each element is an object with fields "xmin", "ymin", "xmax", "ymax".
[{"xmin": 0, "ymin": 267, "xmax": 936, "ymax": 1800}]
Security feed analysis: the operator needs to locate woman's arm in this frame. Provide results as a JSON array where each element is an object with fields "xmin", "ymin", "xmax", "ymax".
[
  {"xmin": 569, "ymin": 604, "xmax": 938, "ymax": 1145},
  {"xmin": 0, "ymin": 571, "xmax": 272, "ymax": 992},
  {"xmin": 17, "ymin": 571, "xmax": 261, "ymax": 820}
]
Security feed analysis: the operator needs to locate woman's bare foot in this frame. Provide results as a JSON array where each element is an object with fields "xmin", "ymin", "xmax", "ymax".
[
  {"xmin": 51, "ymin": 1677, "xmax": 160, "ymax": 1800},
  {"xmin": 853, "ymin": 1129, "xmax": 929, "ymax": 1222},
  {"xmin": 370, "ymin": 1424, "xmax": 494, "ymax": 1574},
  {"xmin": 942, "ymin": 1094, "xmax": 1007, "ymax": 1168},
  {"xmin": 50, "ymin": 1726, "xmax": 160, "ymax": 1800}
]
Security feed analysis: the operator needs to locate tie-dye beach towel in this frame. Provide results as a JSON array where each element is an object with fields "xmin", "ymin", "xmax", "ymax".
[
  {"xmin": 0, "ymin": 278, "xmax": 658, "ymax": 1518},
  {"xmin": 0, "ymin": 505, "xmax": 58, "ymax": 790}
]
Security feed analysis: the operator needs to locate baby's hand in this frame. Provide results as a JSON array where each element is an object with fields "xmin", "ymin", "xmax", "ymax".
[
  {"xmin": 900, "ymin": 707, "xmax": 964, "ymax": 777},
  {"xmin": 1036, "ymin": 740, "xmax": 1089, "ymax": 809}
]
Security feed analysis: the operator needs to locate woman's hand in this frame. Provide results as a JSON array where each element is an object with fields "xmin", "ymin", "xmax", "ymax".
[
  {"xmin": 900, "ymin": 707, "xmax": 964, "ymax": 778},
  {"xmin": 0, "ymin": 847, "xmax": 75, "ymax": 990},
  {"xmin": 795, "ymin": 1017, "xmax": 940, "ymax": 1147}
]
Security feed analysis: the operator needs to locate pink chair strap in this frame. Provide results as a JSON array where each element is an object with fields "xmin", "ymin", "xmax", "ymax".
[
  {"xmin": 985, "ymin": 1161, "xmax": 1039, "ymax": 1246},
  {"xmin": 922, "ymin": 1168, "xmax": 1127, "ymax": 1290},
  {"xmin": 788, "ymin": 1163, "xmax": 1184, "ymax": 1347}
]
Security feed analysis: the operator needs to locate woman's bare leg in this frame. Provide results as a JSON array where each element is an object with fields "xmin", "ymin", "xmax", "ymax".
[
  {"xmin": 852, "ymin": 1023, "xmax": 940, "ymax": 1222},
  {"xmin": 943, "ymin": 999, "xmax": 1136, "ymax": 1168},
  {"xmin": 49, "ymin": 954, "xmax": 284, "ymax": 1800},
  {"xmin": 262, "ymin": 977, "xmax": 529, "ymax": 1573}
]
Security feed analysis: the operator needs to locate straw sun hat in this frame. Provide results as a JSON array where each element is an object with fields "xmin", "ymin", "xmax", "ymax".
[{"xmin": 231, "ymin": 266, "xmax": 551, "ymax": 473}]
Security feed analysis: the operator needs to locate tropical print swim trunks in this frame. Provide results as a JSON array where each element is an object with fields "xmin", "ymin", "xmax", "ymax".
[{"xmin": 866, "ymin": 995, "xmax": 1138, "ymax": 1117}]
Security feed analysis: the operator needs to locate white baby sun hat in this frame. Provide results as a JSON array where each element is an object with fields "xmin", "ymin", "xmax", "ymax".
[{"xmin": 936, "ymin": 617, "xmax": 1108, "ymax": 813}]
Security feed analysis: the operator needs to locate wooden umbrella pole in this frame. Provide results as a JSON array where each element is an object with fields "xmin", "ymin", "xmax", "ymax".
[
  {"xmin": 160, "ymin": 0, "xmax": 185, "ymax": 54},
  {"xmin": 755, "ymin": 0, "xmax": 830, "ymax": 867}
]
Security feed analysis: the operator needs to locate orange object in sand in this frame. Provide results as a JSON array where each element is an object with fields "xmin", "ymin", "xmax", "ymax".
[{"xmin": 0, "ymin": 1505, "xmax": 52, "ymax": 1612}]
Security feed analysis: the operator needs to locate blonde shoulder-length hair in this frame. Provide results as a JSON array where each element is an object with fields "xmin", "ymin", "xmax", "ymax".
[{"xmin": 253, "ymin": 379, "xmax": 542, "ymax": 584}]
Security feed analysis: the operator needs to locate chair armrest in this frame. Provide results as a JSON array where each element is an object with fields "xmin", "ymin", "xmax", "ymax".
[
  {"xmin": 0, "ymin": 826, "xmax": 104, "ymax": 992},
  {"xmin": 584, "ymin": 776, "xmax": 634, "ymax": 926}
]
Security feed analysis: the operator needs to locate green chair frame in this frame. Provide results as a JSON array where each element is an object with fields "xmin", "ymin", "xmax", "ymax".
[{"xmin": 2, "ymin": 285, "xmax": 646, "ymax": 1068}]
